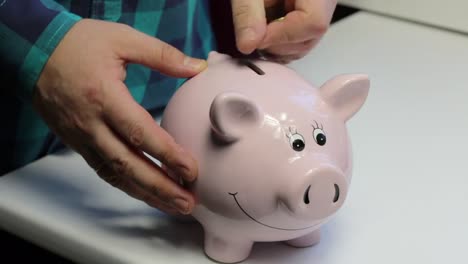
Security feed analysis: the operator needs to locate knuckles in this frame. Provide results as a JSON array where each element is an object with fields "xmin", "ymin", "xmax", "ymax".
[
  {"xmin": 82, "ymin": 82, "xmax": 105, "ymax": 110},
  {"xmin": 303, "ymin": 16, "xmax": 329, "ymax": 37},
  {"xmin": 278, "ymin": 30, "xmax": 294, "ymax": 44},
  {"xmin": 71, "ymin": 114, "xmax": 95, "ymax": 139},
  {"xmin": 232, "ymin": 3, "xmax": 251, "ymax": 26},
  {"xmin": 102, "ymin": 173, "xmax": 123, "ymax": 188},
  {"xmin": 157, "ymin": 43, "xmax": 182, "ymax": 65},
  {"xmin": 127, "ymin": 122, "xmax": 145, "ymax": 147},
  {"xmin": 149, "ymin": 186, "xmax": 172, "ymax": 204},
  {"xmin": 111, "ymin": 157, "xmax": 132, "ymax": 178},
  {"xmin": 96, "ymin": 157, "xmax": 131, "ymax": 188}
]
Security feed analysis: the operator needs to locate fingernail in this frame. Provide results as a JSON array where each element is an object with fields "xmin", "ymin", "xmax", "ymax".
[
  {"xmin": 173, "ymin": 198, "xmax": 189, "ymax": 214},
  {"xmin": 184, "ymin": 57, "xmax": 207, "ymax": 71},
  {"xmin": 241, "ymin": 27, "xmax": 257, "ymax": 43},
  {"xmin": 175, "ymin": 145, "xmax": 197, "ymax": 182},
  {"xmin": 237, "ymin": 28, "xmax": 258, "ymax": 54},
  {"xmin": 175, "ymin": 163, "xmax": 197, "ymax": 183}
]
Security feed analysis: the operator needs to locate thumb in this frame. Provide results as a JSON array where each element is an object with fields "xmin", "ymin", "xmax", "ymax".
[
  {"xmin": 119, "ymin": 27, "xmax": 207, "ymax": 78},
  {"xmin": 231, "ymin": 0, "xmax": 267, "ymax": 54}
]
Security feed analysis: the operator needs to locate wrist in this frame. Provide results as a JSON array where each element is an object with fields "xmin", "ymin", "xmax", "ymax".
[{"xmin": 20, "ymin": 11, "xmax": 81, "ymax": 102}]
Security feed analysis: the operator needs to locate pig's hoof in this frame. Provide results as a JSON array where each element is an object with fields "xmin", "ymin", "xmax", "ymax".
[
  {"xmin": 285, "ymin": 229, "xmax": 321, "ymax": 248},
  {"xmin": 204, "ymin": 234, "xmax": 253, "ymax": 263}
]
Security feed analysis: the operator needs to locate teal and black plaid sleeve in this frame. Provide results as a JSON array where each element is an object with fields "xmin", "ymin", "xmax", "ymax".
[
  {"xmin": 112, "ymin": 0, "xmax": 217, "ymax": 109},
  {"xmin": 0, "ymin": 0, "xmax": 82, "ymax": 174},
  {"xmin": 0, "ymin": 0, "xmax": 81, "ymax": 102},
  {"xmin": 0, "ymin": 0, "xmax": 216, "ymax": 174}
]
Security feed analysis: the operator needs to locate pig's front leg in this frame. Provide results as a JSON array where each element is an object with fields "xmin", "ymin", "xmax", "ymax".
[
  {"xmin": 204, "ymin": 232, "xmax": 253, "ymax": 263},
  {"xmin": 285, "ymin": 229, "xmax": 321, "ymax": 248}
]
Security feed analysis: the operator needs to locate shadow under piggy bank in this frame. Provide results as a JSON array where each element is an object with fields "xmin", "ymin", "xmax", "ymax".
[
  {"xmin": 101, "ymin": 213, "xmax": 345, "ymax": 264},
  {"xmin": 11, "ymin": 149, "xmax": 347, "ymax": 263}
]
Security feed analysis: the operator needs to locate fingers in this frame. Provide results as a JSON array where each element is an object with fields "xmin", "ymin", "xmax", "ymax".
[
  {"xmin": 86, "ymin": 121, "xmax": 195, "ymax": 215},
  {"xmin": 79, "ymin": 135, "xmax": 183, "ymax": 215},
  {"xmin": 101, "ymin": 81, "xmax": 198, "ymax": 183},
  {"xmin": 259, "ymin": 0, "xmax": 335, "ymax": 49},
  {"xmin": 99, "ymin": 162, "xmax": 180, "ymax": 215},
  {"xmin": 231, "ymin": 0, "xmax": 267, "ymax": 54},
  {"xmin": 127, "ymin": 181, "xmax": 180, "ymax": 215},
  {"xmin": 257, "ymin": 52, "xmax": 300, "ymax": 65},
  {"xmin": 259, "ymin": 11, "xmax": 323, "ymax": 49},
  {"xmin": 264, "ymin": 39, "xmax": 317, "ymax": 56},
  {"xmin": 117, "ymin": 26, "xmax": 207, "ymax": 77}
]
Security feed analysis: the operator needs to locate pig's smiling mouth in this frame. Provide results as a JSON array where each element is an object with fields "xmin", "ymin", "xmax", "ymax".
[{"xmin": 229, "ymin": 192, "xmax": 317, "ymax": 231}]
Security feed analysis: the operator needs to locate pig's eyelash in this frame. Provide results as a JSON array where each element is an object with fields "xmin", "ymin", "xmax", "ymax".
[
  {"xmin": 311, "ymin": 120, "xmax": 324, "ymax": 130},
  {"xmin": 286, "ymin": 126, "xmax": 298, "ymax": 138},
  {"xmin": 289, "ymin": 126, "xmax": 297, "ymax": 134},
  {"xmin": 312, "ymin": 120, "xmax": 319, "ymax": 129}
]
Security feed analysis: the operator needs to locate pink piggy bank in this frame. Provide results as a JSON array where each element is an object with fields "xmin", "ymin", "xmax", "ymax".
[{"xmin": 160, "ymin": 52, "xmax": 369, "ymax": 263}]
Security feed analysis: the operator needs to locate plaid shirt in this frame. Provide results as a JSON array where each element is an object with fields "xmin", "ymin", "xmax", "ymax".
[{"xmin": 0, "ymin": 0, "xmax": 217, "ymax": 174}]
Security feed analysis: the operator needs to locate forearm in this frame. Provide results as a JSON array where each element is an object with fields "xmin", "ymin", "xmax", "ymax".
[{"xmin": 0, "ymin": 0, "xmax": 81, "ymax": 101}]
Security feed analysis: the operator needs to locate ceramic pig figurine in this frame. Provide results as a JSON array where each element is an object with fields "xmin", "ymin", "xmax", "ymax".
[{"xmin": 160, "ymin": 51, "xmax": 369, "ymax": 263}]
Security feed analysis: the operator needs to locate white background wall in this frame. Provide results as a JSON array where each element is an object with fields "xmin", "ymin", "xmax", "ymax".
[{"xmin": 338, "ymin": 0, "xmax": 468, "ymax": 33}]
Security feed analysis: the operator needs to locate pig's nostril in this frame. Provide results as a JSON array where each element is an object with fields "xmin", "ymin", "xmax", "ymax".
[
  {"xmin": 303, "ymin": 185, "xmax": 311, "ymax": 204},
  {"xmin": 333, "ymin": 184, "xmax": 340, "ymax": 203}
]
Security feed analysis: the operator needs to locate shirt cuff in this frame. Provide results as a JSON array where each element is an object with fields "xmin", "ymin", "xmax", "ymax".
[{"xmin": 18, "ymin": 11, "xmax": 81, "ymax": 102}]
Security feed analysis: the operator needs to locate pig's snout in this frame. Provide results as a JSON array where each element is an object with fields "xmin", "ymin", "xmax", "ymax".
[
  {"xmin": 303, "ymin": 183, "xmax": 340, "ymax": 205},
  {"xmin": 280, "ymin": 167, "xmax": 348, "ymax": 220}
]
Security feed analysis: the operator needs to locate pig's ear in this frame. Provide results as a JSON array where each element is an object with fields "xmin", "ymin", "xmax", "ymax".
[
  {"xmin": 209, "ymin": 92, "xmax": 263, "ymax": 142},
  {"xmin": 320, "ymin": 74, "xmax": 370, "ymax": 121}
]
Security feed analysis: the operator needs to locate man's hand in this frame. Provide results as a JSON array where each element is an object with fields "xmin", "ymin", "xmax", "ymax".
[
  {"xmin": 35, "ymin": 19, "xmax": 207, "ymax": 215},
  {"xmin": 231, "ymin": 0, "xmax": 337, "ymax": 63}
]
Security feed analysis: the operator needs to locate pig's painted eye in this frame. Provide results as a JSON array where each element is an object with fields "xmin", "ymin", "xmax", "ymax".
[
  {"xmin": 289, "ymin": 133, "xmax": 305, "ymax": 151},
  {"xmin": 313, "ymin": 128, "xmax": 326, "ymax": 146}
]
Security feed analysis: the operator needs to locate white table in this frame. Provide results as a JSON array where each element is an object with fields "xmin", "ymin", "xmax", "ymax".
[
  {"xmin": 338, "ymin": 0, "xmax": 468, "ymax": 34},
  {"xmin": 1, "ymin": 12, "xmax": 468, "ymax": 263}
]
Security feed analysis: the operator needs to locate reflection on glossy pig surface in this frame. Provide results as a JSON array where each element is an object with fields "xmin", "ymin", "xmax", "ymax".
[{"xmin": 160, "ymin": 51, "xmax": 369, "ymax": 263}]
